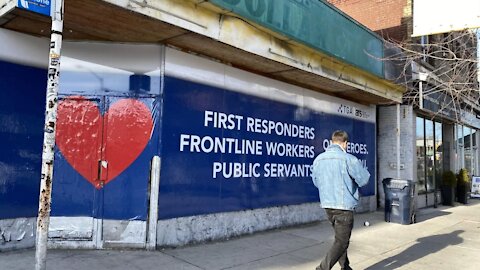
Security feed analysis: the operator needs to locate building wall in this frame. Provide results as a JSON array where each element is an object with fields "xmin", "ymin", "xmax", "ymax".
[
  {"xmin": 0, "ymin": 29, "xmax": 377, "ymax": 250},
  {"xmin": 442, "ymin": 124, "xmax": 456, "ymax": 173},
  {"xmin": 154, "ymin": 48, "xmax": 377, "ymax": 246},
  {"xmin": 328, "ymin": 0, "xmax": 412, "ymax": 41},
  {"xmin": 377, "ymin": 105, "xmax": 415, "ymax": 208},
  {"xmin": 0, "ymin": 41, "xmax": 46, "ymax": 250},
  {"xmin": 377, "ymin": 105, "xmax": 478, "ymax": 209},
  {"xmin": 0, "ymin": 218, "xmax": 36, "ymax": 251}
]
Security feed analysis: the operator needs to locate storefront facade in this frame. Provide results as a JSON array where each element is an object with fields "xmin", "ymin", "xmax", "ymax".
[
  {"xmin": 0, "ymin": 0, "xmax": 403, "ymax": 250},
  {"xmin": 378, "ymin": 97, "xmax": 480, "ymax": 209}
]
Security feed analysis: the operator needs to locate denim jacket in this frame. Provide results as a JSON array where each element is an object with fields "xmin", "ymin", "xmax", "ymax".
[{"xmin": 311, "ymin": 144, "xmax": 370, "ymax": 210}]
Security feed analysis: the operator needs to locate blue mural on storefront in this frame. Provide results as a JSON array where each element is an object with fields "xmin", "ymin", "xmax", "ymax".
[
  {"xmin": 0, "ymin": 60, "xmax": 45, "ymax": 219},
  {"xmin": 0, "ymin": 59, "xmax": 375, "ymax": 222},
  {"xmin": 50, "ymin": 94, "xmax": 160, "ymax": 221},
  {"xmin": 159, "ymin": 76, "xmax": 376, "ymax": 219},
  {"xmin": 0, "ymin": 59, "xmax": 161, "ymax": 221}
]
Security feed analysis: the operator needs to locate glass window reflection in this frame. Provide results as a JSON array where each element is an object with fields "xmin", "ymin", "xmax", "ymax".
[
  {"xmin": 472, "ymin": 129, "xmax": 477, "ymax": 176},
  {"xmin": 59, "ymin": 42, "xmax": 162, "ymax": 95},
  {"xmin": 464, "ymin": 126, "xmax": 472, "ymax": 174},
  {"xmin": 416, "ymin": 116, "xmax": 445, "ymax": 194},
  {"xmin": 416, "ymin": 117, "xmax": 426, "ymax": 193},
  {"xmin": 456, "ymin": 125, "xmax": 464, "ymax": 172},
  {"xmin": 425, "ymin": 120, "xmax": 434, "ymax": 192},
  {"xmin": 434, "ymin": 121, "xmax": 443, "ymax": 191}
]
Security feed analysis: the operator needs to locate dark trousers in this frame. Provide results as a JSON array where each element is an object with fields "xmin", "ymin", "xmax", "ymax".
[{"xmin": 317, "ymin": 209, "xmax": 354, "ymax": 270}]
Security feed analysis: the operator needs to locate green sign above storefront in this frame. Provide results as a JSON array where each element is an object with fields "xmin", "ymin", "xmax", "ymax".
[{"xmin": 210, "ymin": 0, "xmax": 384, "ymax": 77}]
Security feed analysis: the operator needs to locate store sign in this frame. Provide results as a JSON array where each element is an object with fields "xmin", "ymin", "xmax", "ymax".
[
  {"xmin": 159, "ymin": 76, "xmax": 376, "ymax": 219},
  {"xmin": 413, "ymin": 0, "xmax": 480, "ymax": 36},
  {"xmin": 210, "ymin": 0, "xmax": 384, "ymax": 77},
  {"xmin": 17, "ymin": 0, "xmax": 51, "ymax": 17},
  {"xmin": 472, "ymin": 176, "xmax": 480, "ymax": 198}
]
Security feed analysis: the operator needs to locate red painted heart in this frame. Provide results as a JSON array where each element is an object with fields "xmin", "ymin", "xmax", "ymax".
[{"xmin": 56, "ymin": 96, "xmax": 153, "ymax": 189}]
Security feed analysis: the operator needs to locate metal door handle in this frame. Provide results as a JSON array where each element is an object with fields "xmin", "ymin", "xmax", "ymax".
[{"xmin": 97, "ymin": 160, "xmax": 108, "ymax": 187}]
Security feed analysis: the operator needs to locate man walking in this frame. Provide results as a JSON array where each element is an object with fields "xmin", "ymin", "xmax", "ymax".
[{"xmin": 311, "ymin": 130, "xmax": 370, "ymax": 270}]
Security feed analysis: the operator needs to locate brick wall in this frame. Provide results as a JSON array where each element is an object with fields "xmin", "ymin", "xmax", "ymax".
[
  {"xmin": 328, "ymin": 0, "xmax": 412, "ymax": 42},
  {"xmin": 377, "ymin": 105, "xmax": 416, "ymax": 207}
]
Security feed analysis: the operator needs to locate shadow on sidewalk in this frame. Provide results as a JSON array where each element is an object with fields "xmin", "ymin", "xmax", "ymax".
[
  {"xmin": 364, "ymin": 230, "xmax": 464, "ymax": 270},
  {"xmin": 415, "ymin": 209, "xmax": 451, "ymax": 223}
]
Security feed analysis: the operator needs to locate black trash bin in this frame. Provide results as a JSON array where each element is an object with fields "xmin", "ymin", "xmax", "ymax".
[{"xmin": 383, "ymin": 178, "xmax": 416, "ymax": 225}]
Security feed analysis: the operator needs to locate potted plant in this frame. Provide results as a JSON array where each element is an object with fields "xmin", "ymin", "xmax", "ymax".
[
  {"xmin": 456, "ymin": 168, "xmax": 470, "ymax": 204},
  {"xmin": 441, "ymin": 171, "xmax": 456, "ymax": 206}
]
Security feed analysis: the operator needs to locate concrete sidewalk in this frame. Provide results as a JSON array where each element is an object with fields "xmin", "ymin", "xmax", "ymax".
[{"xmin": 1, "ymin": 200, "xmax": 479, "ymax": 270}]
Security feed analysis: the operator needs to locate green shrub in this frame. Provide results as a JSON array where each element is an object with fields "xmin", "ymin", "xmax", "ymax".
[
  {"xmin": 442, "ymin": 171, "xmax": 457, "ymax": 187},
  {"xmin": 457, "ymin": 168, "xmax": 470, "ymax": 187}
]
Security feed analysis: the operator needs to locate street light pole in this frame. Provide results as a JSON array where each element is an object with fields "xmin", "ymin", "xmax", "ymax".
[
  {"xmin": 418, "ymin": 72, "xmax": 428, "ymax": 110},
  {"xmin": 35, "ymin": 1, "xmax": 64, "ymax": 269}
]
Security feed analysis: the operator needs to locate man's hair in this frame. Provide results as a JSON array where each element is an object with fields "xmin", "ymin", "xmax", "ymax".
[{"xmin": 331, "ymin": 130, "xmax": 349, "ymax": 143}]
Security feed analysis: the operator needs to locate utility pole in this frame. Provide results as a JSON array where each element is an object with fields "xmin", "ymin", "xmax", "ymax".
[{"xmin": 35, "ymin": 1, "xmax": 64, "ymax": 269}]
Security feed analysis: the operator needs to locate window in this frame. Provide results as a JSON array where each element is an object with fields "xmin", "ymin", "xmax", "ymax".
[
  {"xmin": 456, "ymin": 125, "xmax": 464, "ymax": 172},
  {"xmin": 59, "ymin": 42, "xmax": 163, "ymax": 95},
  {"xmin": 435, "ymin": 122, "xmax": 443, "ymax": 191},
  {"xmin": 420, "ymin": 35, "xmax": 434, "ymax": 65},
  {"xmin": 464, "ymin": 126, "xmax": 472, "ymax": 174},
  {"xmin": 416, "ymin": 117, "xmax": 426, "ymax": 193},
  {"xmin": 416, "ymin": 116, "xmax": 444, "ymax": 194},
  {"xmin": 473, "ymin": 129, "xmax": 477, "ymax": 148},
  {"xmin": 425, "ymin": 120, "xmax": 435, "ymax": 192},
  {"xmin": 473, "ymin": 129, "xmax": 478, "ymax": 176}
]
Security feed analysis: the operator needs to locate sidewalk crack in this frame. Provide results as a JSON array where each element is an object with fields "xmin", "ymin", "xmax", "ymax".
[
  {"xmin": 160, "ymin": 251, "xmax": 207, "ymax": 270},
  {"xmin": 219, "ymin": 242, "xmax": 322, "ymax": 270}
]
